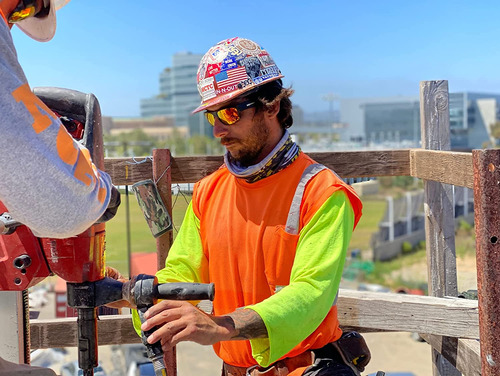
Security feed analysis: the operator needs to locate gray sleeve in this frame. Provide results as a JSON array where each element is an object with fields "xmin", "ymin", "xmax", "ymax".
[{"xmin": 0, "ymin": 21, "xmax": 112, "ymax": 238}]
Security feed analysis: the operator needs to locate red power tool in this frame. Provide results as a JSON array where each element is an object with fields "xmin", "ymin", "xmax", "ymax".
[{"xmin": 0, "ymin": 87, "xmax": 106, "ymax": 290}]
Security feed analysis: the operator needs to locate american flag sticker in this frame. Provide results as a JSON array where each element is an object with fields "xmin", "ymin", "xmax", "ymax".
[{"xmin": 215, "ymin": 67, "xmax": 248, "ymax": 88}]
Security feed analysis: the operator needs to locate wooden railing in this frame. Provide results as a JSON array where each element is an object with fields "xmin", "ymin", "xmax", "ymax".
[
  {"xmin": 30, "ymin": 81, "xmax": 495, "ymax": 376},
  {"xmin": 30, "ymin": 148, "xmax": 480, "ymax": 374}
]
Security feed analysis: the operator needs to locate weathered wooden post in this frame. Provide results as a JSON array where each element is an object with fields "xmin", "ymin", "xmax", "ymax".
[
  {"xmin": 153, "ymin": 149, "xmax": 173, "ymax": 270},
  {"xmin": 152, "ymin": 148, "xmax": 176, "ymax": 376},
  {"xmin": 473, "ymin": 149, "xmax": 500, "ymax": 376},
  {"xmin": 420, "ymin": 80, "xmax": 460, "ymax": 376}
]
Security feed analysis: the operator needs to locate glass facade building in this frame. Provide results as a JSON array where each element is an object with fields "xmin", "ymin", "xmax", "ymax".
[
  {"xmin": 362, "ymin": 92, "xmax": 500, "ymax": 149},
  {"xmin": 364, "ymin": 101, "xmax": 420, "ymax": 145},
  {"xmin": 141, "ymin": 52, "xmax": 209, "ymax": 132}
]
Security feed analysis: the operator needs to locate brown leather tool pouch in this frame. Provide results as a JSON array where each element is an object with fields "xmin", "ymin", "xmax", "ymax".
[
  {"xmin": 331, "ymin": 331, "xmax": 371, "ymax": 374},
  {"xmin": 222, "ymin": 350, "xmax": 314, "ymax": 376}
]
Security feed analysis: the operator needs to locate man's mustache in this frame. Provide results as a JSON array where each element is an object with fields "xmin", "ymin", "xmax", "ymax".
[{"xmin": 221, "ymin": 137, "xmax": 237, "ymax": 145}]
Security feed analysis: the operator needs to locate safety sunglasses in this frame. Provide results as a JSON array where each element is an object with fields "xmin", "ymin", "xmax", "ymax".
[
  {"xmin": 8, "ymin": 0, "xmax": 41, "ymax": 23},
  {"xmin": 204, "ymin": 101, "xmax": 256, "ymax": 126}
]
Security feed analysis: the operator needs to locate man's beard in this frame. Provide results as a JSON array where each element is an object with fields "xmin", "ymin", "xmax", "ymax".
[{"xmin": 223, "ymin": 116, "xmax": 270, "ymax": 167}]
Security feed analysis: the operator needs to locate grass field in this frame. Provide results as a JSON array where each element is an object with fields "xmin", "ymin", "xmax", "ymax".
[
  {"xmin": 104, "ymin": 190, "xmax": 192, "ymax": 274},
  {"xmin": 349, "ymin": 197, "xmax": 386, "ymax": 252}
]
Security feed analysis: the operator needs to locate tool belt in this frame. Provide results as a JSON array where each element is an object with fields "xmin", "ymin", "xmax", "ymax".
[
  {"xmin": 222, "ymin": 331, "xmax": 371, "ymax": 376},
  {"xmin": 222, "ymin": 350, "xmax": 314, "ymax": 376}
]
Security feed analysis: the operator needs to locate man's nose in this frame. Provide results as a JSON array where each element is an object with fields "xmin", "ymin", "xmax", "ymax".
[{"xmin": 213, "ymin": 118, "xmax": 229, "ymax": 139}]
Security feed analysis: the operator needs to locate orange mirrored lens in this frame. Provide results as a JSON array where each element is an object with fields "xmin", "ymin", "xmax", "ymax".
[
  {"xmin": 205, "ymin": 112, "xmax": 215, "ymax": 126},
  {"xmin": 218, "ymin": 108, "xmax": 240, "ymax": 124},
  {"xmin": 205, "ymin": 107, "xmax": 241, "ymax": 126}
]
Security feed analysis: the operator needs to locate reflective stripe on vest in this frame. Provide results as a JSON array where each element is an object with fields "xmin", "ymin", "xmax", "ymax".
[
  {"xmin": 281, "ymin": 163, "xmax": 338, "ymax": 306},
  {"xmin": 285, "ymin": 163, "xmax": 327, "ymax": 235}
]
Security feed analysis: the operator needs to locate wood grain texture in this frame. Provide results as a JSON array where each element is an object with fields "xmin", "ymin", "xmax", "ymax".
[
  {"xmin": 421, "ymin": 335, "xmax": 481, "ymax": 376},
  {"xmin": 337, "ymin": 289, "xmax": 478, "ymax": 339},
  {"xmin": 30, "ymin": 316, "xmax": 140, "ymax": 349},
  {"xmin": 420, "ymin": 81, "xmax": 451, "ymax": 151},
  {"xmin": 420, "ymin": 80, "xmax": 459, "ymax": 376},
  {"xmin": 30, "ymin": 290, "xmax": 479, "ymax": 349},
  {"xmin": 152, "ymin": 150, "xmax": 177, "ymax": 376},
  {"xmin": 420, "ymin": 80, "xmax": 458, "ymax": 299},
  {"xmin": 153, "ymin": 149, "xmax": 173, "ymax": 270},
  {"xmin": 104, "ymin": 150, "xmax": 411, "ymax": 185},
  {"xmin": 410, "ymin": 149, "xmax": 473, "ymax": 189},
  {"xmin": 104, "ymin": 157, "xmax": 154, "ymax": 185},
  {"xmin": 308, "ymin": 150, "xmax": 410, "ymax": 177}
]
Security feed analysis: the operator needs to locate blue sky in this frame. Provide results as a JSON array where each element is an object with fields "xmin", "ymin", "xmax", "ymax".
[{"xmin": 11, "ymin": 0, "xmax": 500, "ymax": 117}]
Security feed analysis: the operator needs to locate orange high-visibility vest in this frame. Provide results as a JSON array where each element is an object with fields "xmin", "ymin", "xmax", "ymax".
[{"xmin": 192, "ymin": 153, "xmax": 362, "ymax": 367}]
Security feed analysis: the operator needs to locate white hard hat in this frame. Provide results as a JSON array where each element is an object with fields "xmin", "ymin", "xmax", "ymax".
[
  {"xmin": 15, "ymin": 0, "xmax": 70, "ymax": 42},
  {"xmin": 193, "ymin": 37, "xmax": 283, "ymax": 113}
]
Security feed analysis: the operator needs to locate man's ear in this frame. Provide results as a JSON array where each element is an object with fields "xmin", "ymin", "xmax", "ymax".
[{"xmin": 266, "ymin": 101, "xmax": 280, "ymax": 119}]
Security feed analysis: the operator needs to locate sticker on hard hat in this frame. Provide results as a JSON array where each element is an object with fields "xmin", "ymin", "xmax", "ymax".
[
  {"xmin": 215, "ymin": 67, "xmax": 247, "ymax": 88},
  {"xmin": 221, "ymin": 57, "xmax": 238, "ymax": 71},
  {"xmin": 207, "ymin": 64, "xmax": 221, "ymax": 77},
  {"xmin": 235, "ymin": 38, "xmax": 259, "ymax": 54},
  {"xmin": 209, "ymin": 46, "xmax": 228, "ymax": 63},
  {"xmin": 199, "ymin": 77, "xmax": 216, "ymax": 101},
  {"xmin": 258, "ymin": 53, "xmax": 275, "ymax": 67}
]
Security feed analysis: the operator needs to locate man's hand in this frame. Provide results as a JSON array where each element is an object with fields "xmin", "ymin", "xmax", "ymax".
[
  {"xmin": 141, "ymin": 301, "xmax": 268, "ymax": 351},
  {"xmin": 105, "ymin": 266, "xmax": 125, "ymax": 281},
  {"xmin": 104, "ymin": 266, "xmax": 134, "ymax": 309},
  {"xmin": 96, "ymin": 185, "xmax": 121, "ymax": 223}
]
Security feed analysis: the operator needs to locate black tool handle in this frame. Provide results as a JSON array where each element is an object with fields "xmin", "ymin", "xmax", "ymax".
[
  {"xmin": 138, "ymin": 307, "xmax": 167, "ymax": 376},
  {"xmin": 155, "ymin": 282, "xmax": 215, "ymax": 301}
]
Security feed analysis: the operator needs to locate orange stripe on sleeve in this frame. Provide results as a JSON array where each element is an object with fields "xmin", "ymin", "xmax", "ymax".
[
  {"xmin": 56, "ymin": 127, "xmax": 79, "ymax": 166},
  {"xmin": 97, "ymin": 186, "xmax": 107, "ymax": 204},
  {"xmin": 0, "ymin": 7, "xmax": 8, "ymax": 24},
  {"xmin": 11, "ymin": 84, "xmax": 52, "ymax": 133},
  {"xmin": 73, "ymin": 147, "xmax": 95, "ymax": 187}
]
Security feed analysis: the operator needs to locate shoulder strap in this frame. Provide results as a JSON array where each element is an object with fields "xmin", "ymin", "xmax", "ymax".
[
  {"xmin": 283, "ymin": 163, "xmax": 340, "ymax": 306},
  {"xmin": 285, "ymin": 163, "xmax": 327, "ymax": 235}
]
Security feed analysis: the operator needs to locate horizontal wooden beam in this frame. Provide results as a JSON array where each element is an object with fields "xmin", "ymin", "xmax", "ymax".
[
  {"xmin": 105, "ymin": 149, "xmax": 477, "ymax": 187},
  {"xmin": 104, "ymin": 149, "xmax": 411, "ymax": 185},
  {"xmin": 30, "ymin": 315, "xmax": 141, "ymax": 349},
  {"xmin": 104, "ymin": 157, "xmax": 153, "ymax": 186},
  {"xmin": 410, "ymin": 149, "xmax": 473, "ymax": 188},
  {"xmin": 309, "ymin": 150, "xmax": 411, "ymax": 178},
  {"xmin": 336, "ymin": 289, "xmax": 479, "ymax": 339},
  {"xmin": 421, "ymin": 334, "xmax": 481, "ymax": 376},
  {"xmin": 31, "ymin": 290, "xmax": 478, "ymax": 350}
]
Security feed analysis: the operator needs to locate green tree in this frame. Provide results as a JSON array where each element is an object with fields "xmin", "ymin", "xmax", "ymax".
[
  {"xmin": 189, "ymin": 135, "xmax": 210, "ymax": 155},
  {"xmin": 160, "ymin": 128, "xmax": 188, "ymax": 156},
  {"xmin": 188, "ymin": 135, "xmax": 224, "ymax": 155},
  {"xmin": 103, "ymin": 129, "xmax": 157, "ymax": 157}
]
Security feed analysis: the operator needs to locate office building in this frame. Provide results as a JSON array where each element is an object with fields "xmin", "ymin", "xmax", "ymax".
[
  {"xmin": 141, "ymin": 52, "xmax": 209, "ymax": 132},
  {"xmin": 340, "ymin": 92, "xmax": 500, "ymax": 150},
  {"xmin": 339, "ymin": 96, "xmax": 418, "ymax": 144}
]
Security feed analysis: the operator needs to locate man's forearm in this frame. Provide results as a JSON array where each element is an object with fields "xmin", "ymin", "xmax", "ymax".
[{"xmin": 219, "ymin": 308, "xmax": 268, "ymax": 340}]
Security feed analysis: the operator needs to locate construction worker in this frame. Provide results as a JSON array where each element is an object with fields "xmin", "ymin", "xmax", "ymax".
[
  {"xmin": 0, "ymin": 0, "xmax": 119, "ymax": 238},
  {"xmin": 0, "ymin": 1, "xmax": 118, "ymax": 373},
  {"xmin": 134, "ymin": 37, "xmax": 368, "ymax": 376}
]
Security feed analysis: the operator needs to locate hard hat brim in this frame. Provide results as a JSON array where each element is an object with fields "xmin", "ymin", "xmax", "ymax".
[
  {"xmin": 191, "ymin": 74, "xmax": 283, "ymax": 114},
  {"xmin": 16, "ymin": 0, "xmax": 69, "ymax": 42}
]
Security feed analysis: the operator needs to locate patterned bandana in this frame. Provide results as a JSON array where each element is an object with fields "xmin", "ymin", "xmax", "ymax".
[{"xmin": 225, "ymin": 130, "xmax": 301, "ymax": 183}]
